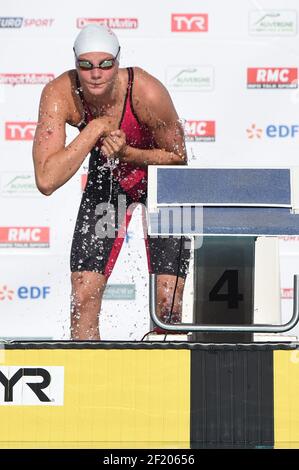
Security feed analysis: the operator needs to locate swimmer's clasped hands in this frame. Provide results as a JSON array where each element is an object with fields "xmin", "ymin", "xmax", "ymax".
[{"xmin": 101, "ymin": 129, "xmax": 127, "ymax": 160}]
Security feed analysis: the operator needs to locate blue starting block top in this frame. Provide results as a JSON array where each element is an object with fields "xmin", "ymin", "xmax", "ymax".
[
  {"xmin": 156, "ymin": 168, "xmax": 291, "ymax": 206},
  {"xmin": 147, "ymin": 166, "xmax": 299, "ymax": 236}
]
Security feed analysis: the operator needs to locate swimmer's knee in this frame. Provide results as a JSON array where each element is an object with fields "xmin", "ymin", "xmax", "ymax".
[{"xmin": 71, "ymin": 271, "xmax": 106, "ymax": 303}]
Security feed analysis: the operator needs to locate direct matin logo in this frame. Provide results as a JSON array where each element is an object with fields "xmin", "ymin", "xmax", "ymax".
[
  {"xmin": 0, "ymin": 74, "xmax": 54, "ymax": 86},
  {"xmin": 77, "ymin": 18, "xmax": 138, "ymax": 29},
  {"xmin": 0, "ymin": 366, "xmax": 64, "ymax": 406}
]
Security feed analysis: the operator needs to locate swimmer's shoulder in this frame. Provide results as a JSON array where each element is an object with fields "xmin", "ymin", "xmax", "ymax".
[
  {"xmin": 129, "ymin": 67, "xmax": 173, "ymax": 122},
  {"xmin": 41, "ymin": 70, "xmax": 76, "ymax": 98},
  {"xmin": 130, "ymin": 66, "xmax": 169, "ymax": 101},
  {"xmin": 39, "ymin": 70, "xmax": 79, "ymax": 123}
]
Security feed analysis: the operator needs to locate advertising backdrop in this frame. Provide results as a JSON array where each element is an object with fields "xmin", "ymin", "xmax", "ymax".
[{"xmin": 0, "ymin": 0, "xmax": 299, "ymax": 339}]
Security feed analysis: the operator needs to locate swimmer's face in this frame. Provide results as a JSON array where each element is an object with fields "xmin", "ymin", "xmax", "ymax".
[{"xmin": 76, "ymin": 51, "xmax": 119, "ymax": 96}]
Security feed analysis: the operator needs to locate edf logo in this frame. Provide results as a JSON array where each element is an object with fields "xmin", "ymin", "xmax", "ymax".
[
  {"xmin": 0, "ymin": 285, "xmax": 50, "ymax": 301},
  {"xmin": 247, "ymin": 123, "xmax": 299, "ymax": 139},
  {"xmin": 266, "ymin": 125, "xmax": 299, "ymax": 138},
  {"xmin": 18, "ymin": 286, "xmax": 50, "ymax": 299},
  {"xmin": 0, "ymin": 366, "xmax": 64, "ymax": 406}
]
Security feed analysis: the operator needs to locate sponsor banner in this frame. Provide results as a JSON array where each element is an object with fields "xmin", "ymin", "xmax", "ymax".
[
  {"xmin": 5, "ymin": 122, "xmax": 36, "ymax": 140},
  {"xmin": 0, "ymin": 17, "xmax": 22, "ymax": 28},
  {"xmin": 77, "ymin": 18, "xmax": 138, "ymax": 29},
  {"xmin": 166, "ymin": 66, "xmax": 214, "ymax": 91},
  {"xmin": 81, "ymin": 173, "xmax": 87, "ymax": 192},
  {"xmin": 0, "ymin": 337, "xmax": 53, "ymax": 341},
  {"xmin": 0, "ymin": 17, "xmax": 54, "ymax": 28},
  {"xmin": 279, "ymin": 236, "xmax": 299, "ymax": 242},
  {"xmin": 0, "ymin": 227, "xmax": 50, "ymax": 248},
  {"xmin": 249, "ymin": 10, "xmax": 297, "ymax": 36},
  {"xmin": 0, "ymin": 173, "xmax": 40, "ymax": 197},
  {"xmin": 171, "ymin": 13, "xmax": 208, "ymax": 32},
  {"xmin": 281, "ymin": 288, "xmax": 293, "ymax": 299},
  {"xmin": 0, "ymin": 366, "xmax": 64, "ymax": 406},
  {"xmin": 247, "ymin": 68, "xmax": 298, "ymax": 89},
  {"xmin": 103, "ymin": 284, "xmax": 136, "ymax": 300},
  {"xmin": 247, "ymin": 123, "xmax": 299, "ymax": 139},
  {"xmin": 0, "ymin": 285, "xmax": 51, "ymax": 301},
  {"xmin": 184, "ymin": 120, "xmax": 215, "ymax": 142},
  {"xmin": 0, "ymin": 74, "xmax": 54, "ymax": 86},
  {"xmin": 0, "ymin": 83, "xmax": 4, "ymax": 103}
]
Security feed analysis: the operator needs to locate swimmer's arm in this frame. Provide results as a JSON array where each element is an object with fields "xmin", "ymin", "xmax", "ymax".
[
  {"xmin": 121, "ymin": 70, "xmax": 187, "ymax": 166},
  {"xmin": 121, "ymin": 121, "xmax": 186, "ymax": 166},
  {"xmin": 32, "ymin": 83, "xmax": 109, "ymax": 195}
]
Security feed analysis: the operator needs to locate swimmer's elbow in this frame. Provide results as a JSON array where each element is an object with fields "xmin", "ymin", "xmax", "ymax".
[
  {"xmin": 39, "ymin": 187, "xmax": 54, "ymax": 196},
  {"xmin": 38, "ymin": 184, "xmax": 54, "ymax": 196},
  {"xmin": 172, "ymin": 153, "xmax": 187, "ymax": 165},
  {"xmin": 35, "ymin": 176, "xmax": 55, "ymax": 196}
]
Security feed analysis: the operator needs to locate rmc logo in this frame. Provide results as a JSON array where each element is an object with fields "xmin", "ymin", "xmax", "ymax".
[
  {"xmin": 247, "ymin": 67, "xmax": 298, "ymax": 89},
  {"xmin": 184, "ymin": 120, "xmax": 216, "ymax": 141},
  {"xmin": 0, "ymin": 366, "xmax": 64, "ymax": 405},
  {"xmin": 0, "ymin": 226, "xmax": 50, "ymax": 247}
]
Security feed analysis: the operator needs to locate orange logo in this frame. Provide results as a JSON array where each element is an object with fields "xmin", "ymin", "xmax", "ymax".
[
  {"xmin": 246, "ymin": 123, "xmax": 263, "ymax": 139},
  {"xmin": 0, "ymin": 285, "xmax": 14, "ymax": 301}
]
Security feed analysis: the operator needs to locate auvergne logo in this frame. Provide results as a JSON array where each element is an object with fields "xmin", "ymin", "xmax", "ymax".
[{"xmin": 0, "ymin": 366, "xmax": 64, "ymax": 405}]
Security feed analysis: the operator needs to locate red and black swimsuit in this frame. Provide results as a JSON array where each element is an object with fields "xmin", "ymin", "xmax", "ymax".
[{"xmin": 71, "ymin": 67, "xmax": 190, "ymax": 278}]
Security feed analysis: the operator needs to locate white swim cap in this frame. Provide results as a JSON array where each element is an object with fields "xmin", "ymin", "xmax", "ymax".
[{"xmin": 73, "ymin": 24, "xmax": 120, "ymax": 58}]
